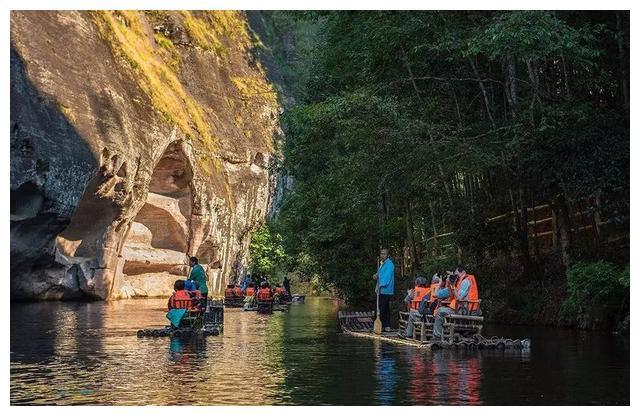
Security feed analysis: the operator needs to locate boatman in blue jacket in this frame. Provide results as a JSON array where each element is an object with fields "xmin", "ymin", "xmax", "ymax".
[{"xmin": 372, "ymin": 248, "xmax": 395, "ymax": 332}]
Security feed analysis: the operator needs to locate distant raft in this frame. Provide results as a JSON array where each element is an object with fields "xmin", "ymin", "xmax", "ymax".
[
  {"xmin": 242, "ymin": 303, "xmax": 290, "ymax": 312},
  {"xmin": 338, "ymin": 311, "xmax": 531, "ymax": 351},
  {"xmin": 291, "ymin": 294, "xmax": 306, "ymax": 304}
]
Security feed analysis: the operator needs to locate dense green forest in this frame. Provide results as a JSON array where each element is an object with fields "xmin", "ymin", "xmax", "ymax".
[{"xmin": 251, "ymin": 11, "xmax": 629, "ymax": 330}]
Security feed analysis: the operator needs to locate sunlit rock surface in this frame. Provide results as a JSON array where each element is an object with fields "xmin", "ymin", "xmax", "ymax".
[{"xmin": 10, "ymin": 11, "xmax": 280, "ymax": 300}]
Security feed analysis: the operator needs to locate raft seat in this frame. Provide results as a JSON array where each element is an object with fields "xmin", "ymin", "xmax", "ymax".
[
  {"xmin": 398, "ymin": 311, "xmax": 437, "ymax": 343},
  {"xmin": 442, "ymin": 314, "xmax": 484, "ymax": 343},
  {"xmin": 455, "ymin": 300, "xmax": 483, "ymax": 316},
  {"xmin": 398, "ymin": 311, "xmax": 484, "ymax": 343},
  {"xmin": 170, "ymin": 297, "xmax": 204, "ymax": 328}
]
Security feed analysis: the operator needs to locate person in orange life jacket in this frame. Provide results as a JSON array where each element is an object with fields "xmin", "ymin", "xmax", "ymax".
[
  {"xmin": 372, "ymin": 248, "xmax": 394, "ymax": 332},
  {"xmin": 426, "ymin": 272, "xmax": 445, "ymax": 313},
  {"xmin": 168, "ymin": 280, "xmax": 196, "ymax": 310},
  {"xmin": 233, "ymin": 284, "xmax": 243, "ymax": 297},
  {"xmin": 256, "ymin": 281, "xmax": 273, "ymax": 302},
  {"xmin": 242, "ymin": 282, "xmax": 257, "ymax": 308},
  {"xmin": 274, "ymin": 284, "xmax": 286, "ymax": 296},
  {"xmin": 449, "ymin": 266, "xmax": 479, "ymax": 314},
  {"xmin": 403, "ymin": 275, "xmax": 430, "ymax": 338},
  {"xmin": 403, "ymin": 276, "xmax": 420, "ymax": 311},
  {"xmin": 431, "ymin": 276, "xmax": 455, "ymax": 339},
  {"xmin": 403, "ymin": 276, "xmax": 429, "ymax": 310},
  {"xmin": 433, "ymin": 265, "xmax": 477, "ymax": 338},
  {"xmin": 224, "ymin": 284, "xmax": 235, "ymax": 299},
  {"xmin": 274, "ymin": 284, "xmax": 286, "ymax": 304},
  {"xmin": 403, "ymin": 277, "xmax": 419, "ymax": 311},
  {"xmin": 246, "ymin": 283, "xmax": 256, "ymax": 297}
]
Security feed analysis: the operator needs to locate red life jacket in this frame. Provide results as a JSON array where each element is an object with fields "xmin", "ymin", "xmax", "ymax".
[
  {"xmin": 233, "ymin": 286, "xmax": 243, "ymax": 297},
  {"xmin": 411, "ymin": 286, "xmax": 430, "ymax": 310},
  {"xmin": 246, "ymin": 287, "xmax": 255, "ymax": 296},
  {"xmin": 275, "ymin": 287, "xmax": 285, "ymax": 295},
  {"xmin": 257, "ymin": 287, "xmax": 273, "ymax": 301}
]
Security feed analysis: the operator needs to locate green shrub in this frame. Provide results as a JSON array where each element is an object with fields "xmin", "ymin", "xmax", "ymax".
[
  {"xmin": 249, "ymin": 223, "xmax": 287, "ymax": 277},
  {"xmin": 561, "ymin": 261, "xmax": 629, "ymax": 329}
]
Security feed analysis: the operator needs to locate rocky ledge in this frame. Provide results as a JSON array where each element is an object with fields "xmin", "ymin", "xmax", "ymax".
[{"xmin": 10, "ymin": 11, "xmax": 281, "ymax": 300}]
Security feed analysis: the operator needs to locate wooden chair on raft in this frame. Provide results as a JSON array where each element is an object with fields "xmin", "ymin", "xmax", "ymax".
[
  {"xmin": 397, "ymin": 299, "xmax": 484, "ymax": 344},
  {"xmin": 171, "ymin": 296, "xmax": 205, "ymax": 329}
]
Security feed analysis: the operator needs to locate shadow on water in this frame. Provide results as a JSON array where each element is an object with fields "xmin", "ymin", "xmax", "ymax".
[{"xmin": 10, "ymin": 297, "xmax": 629, "ymax": 405}]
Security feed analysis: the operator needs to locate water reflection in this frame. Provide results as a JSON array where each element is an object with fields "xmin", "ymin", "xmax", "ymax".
[
  {"xmin": 10, "ymin": 298, "xmax": 629, "ymax": 405},
  {"xmin": 374, "ymin": 342, "xmax": 397, "ymax": 405}
]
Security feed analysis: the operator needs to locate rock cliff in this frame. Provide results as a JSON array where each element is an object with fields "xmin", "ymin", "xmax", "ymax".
[{"xmin": 10, "ymin": 11, "xmax": 281, "ymax": 300}]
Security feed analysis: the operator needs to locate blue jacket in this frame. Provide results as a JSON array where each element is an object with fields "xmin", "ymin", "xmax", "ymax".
[
  {"xmin": 457, "ymin": 279, "xmax": 471, "ymax": 299},
  {"xmin": 377, "ymin": 258, "xmax": 395, "ymax": 295}
]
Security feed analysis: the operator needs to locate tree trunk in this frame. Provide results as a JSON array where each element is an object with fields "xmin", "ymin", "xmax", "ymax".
[
  {"xmin": 436, "ymin": 160, "xmax": 454, "ymax": 207},
  {"xmin": 469, "ymin": 56, "xmax": 496, "ymax": 128},
  {"xmin": 560, "ymin": 52, "xmax": 572, "ymax": 100},
  {"xmin": 551, "ymin": 192, "xmax": 572, "ymax": 269},
  {"xmin": 380, "ymin": 193, "xmax": 387, "ymax": 248},
  {"xmin": 404, "ymin": 198, "xmax": 420, "ymax": 275},
  {"xmin": 525, "ymin": 58, "xmax": 540, "ymax": 126},
  {"xmin": 531, "ymin": 193, "xmax": 540, "ymax": 259},
  {"xmin": 401, "ymin": 47, "xmax": 421, "ymax": 102},
  {"xmin": 505, "ymin": 54, "xmax": 518, "ymax": 119},
  {"xmin": 449, "ymin": 82, "xmax": 463, "ymax": 127},
  {"xmin": 616, "ymin": 11, "xmax": 629, "ymax": 116},
  {"xmin": 591, "ymin": 193, "xmax": 602, "ymax": 249},
  {"xmin": 517, "ymin": 184, "xmax": 530, "ymax": 269},
  {"xmin": 429, "ymin": 201, "xmax": 439, "ymax": 256}
]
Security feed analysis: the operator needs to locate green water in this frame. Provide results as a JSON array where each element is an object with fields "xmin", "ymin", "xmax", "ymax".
[{"xmin": 10, "ymin": 297, "xmax": 629, "ymax": 405}]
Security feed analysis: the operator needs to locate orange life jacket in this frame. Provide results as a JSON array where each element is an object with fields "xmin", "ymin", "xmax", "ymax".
[
  {"xmin": 450, "ymin": 274, "xmax": 479, "ymax": 311},
  {"xmin": 246, "ymin": 287, "xmax": 255, "ymax": 296},
  {"xmin": 257, "ymin": 287, "xmax": 273, "ymax": 301},
  {"xmin": 430, "ymin": 283, "xmax": 440, "ymax": 301},
  {"xmin": 233, "ymin": 286, "xmax": 243, "ymax": 297},
  {"xmin": 411, "ymin": 286, "xmax": 430, "ymax": 310},
  {"xmin": 168, "ymin": 290, "xmax": 196, "ymax": 310},
  {"xmin": 224, "ymin": 287, "xmax": 234, "ymax": 298},
  {"xmin": 275, "ymin": 287, "xmax": 285, "ymax": 295}
]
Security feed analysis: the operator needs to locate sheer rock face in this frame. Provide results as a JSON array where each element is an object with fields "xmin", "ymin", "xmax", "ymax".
[{"xmin": 10, "ymin": 11, "xmax": 280, "ymax": 300}]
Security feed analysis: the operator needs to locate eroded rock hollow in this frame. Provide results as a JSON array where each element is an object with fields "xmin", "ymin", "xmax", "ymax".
[{"xmin": 10, "ymin": 11, "xmax": 281, "ymax": 300}]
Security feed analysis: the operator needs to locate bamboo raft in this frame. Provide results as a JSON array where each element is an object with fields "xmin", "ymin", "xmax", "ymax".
[
  {"xmin": 138, "ymin": 301, "xmax": 224, "ymax": 338},
  {"xmin": 291, "ymin": 294, "xmax": 306, "ymax": 303},
  {"xmin": 242, "ymin": 302, "xmax": 290, "ymax": 312},
  {"xmin": 338, "ymin": 311, "xmax": 531, "ymax": 351},
  {"xmin": 223, "ymin": 297, "xmax": 245, "ymax": 308}
]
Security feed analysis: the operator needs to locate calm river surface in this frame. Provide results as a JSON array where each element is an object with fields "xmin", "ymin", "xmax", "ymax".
[{"xmin": 10, "ymin": 297, "xmax": 629, "ymax": 405}]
